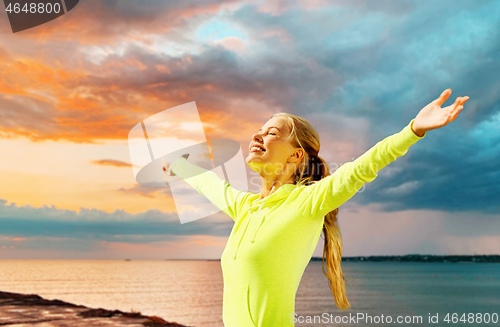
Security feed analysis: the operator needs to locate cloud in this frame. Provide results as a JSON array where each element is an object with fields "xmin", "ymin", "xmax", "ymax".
[
  {"xmin": 0, "ymin": 199, "xmax": 233, "ymax": 242},
  {"xmin": 313, "ymin": 203, "xmax": 500, "ymax": 257},
  {"xmin": 118, "ymin": 184, "xmax": 165, "ymax": 199},
  {"xmin": 353, "ymin": 124, "xmax": 500, "ymax": 214},
  {"xmin": 0, "ymin": 196, "xmax": 233, "ymax": 258},
  {"xmin": 91, "ymin": 159, "xmax": 134, "ymax": 167}
]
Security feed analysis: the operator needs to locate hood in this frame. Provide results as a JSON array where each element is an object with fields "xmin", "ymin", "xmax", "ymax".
[
  {"xmin": 247, "ymin": 183, "xmax": 297, "ymax": 212},
  {"xmin": 232, "ymin": 183, "xmax": 298, "ymax": 260}
]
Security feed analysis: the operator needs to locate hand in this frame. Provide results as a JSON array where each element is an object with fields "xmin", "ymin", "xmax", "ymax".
[
  {"xmin": 162, "ymin": 153, "xmax": 189, "ymax": 177},
  {"xmin": 412, "ymin": 89, "xmax": 470, "ymax": 137},
  {"xmin": 162, "ymin": 162, "xmax": 171, "ymax": 176}
]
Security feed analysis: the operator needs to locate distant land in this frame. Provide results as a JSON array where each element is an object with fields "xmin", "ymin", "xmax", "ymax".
[{"xmin": 310, "ymin": 254, "xmax": 500, "ymax": 263}]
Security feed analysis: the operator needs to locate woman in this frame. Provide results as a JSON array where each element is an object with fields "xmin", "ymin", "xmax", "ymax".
[{"xmin": 164, "ymin": 89, "xmax": 469, "ymax": 327}]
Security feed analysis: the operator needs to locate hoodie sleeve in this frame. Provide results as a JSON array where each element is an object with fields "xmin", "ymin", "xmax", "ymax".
[
  {"xmin": 170, "ymin": 156, "xmax": 247, "ymax": 222},
  {"xmin": 302, "ymin": 119, "xmax": 426, "ymax": 219}
]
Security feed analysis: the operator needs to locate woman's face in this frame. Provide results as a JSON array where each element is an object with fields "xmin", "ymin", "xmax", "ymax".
[{"xmin": 246, "ymin": 116, "xmax": 302, "ymax": 175}]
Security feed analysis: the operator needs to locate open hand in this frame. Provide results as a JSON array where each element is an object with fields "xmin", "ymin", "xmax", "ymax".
[
  {"xmin": 412, "ymin": 89, "xmax": 469, "ymax": 137},
  {"xmin": 162, "ymin": 162, "xmax": 171, "ymax": 175},
  {"xmin": 162, "ymin": 153, "xmax": 189, "ymax": 177}
]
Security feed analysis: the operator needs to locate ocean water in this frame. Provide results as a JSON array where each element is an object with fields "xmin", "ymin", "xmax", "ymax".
[{"xmin": 0, "ymin": 260, "xmax": 499, "ymax": 327}]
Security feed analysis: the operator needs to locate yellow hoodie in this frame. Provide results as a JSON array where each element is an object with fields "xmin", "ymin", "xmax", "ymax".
[{"xmin": 170, "ymin": 119, "xmax": 426, "ymax": 327}]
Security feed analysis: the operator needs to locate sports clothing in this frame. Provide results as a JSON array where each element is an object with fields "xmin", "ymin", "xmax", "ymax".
[{"xmin": 170, "ymin": 119, "xmax": 426, "ymax": 326}]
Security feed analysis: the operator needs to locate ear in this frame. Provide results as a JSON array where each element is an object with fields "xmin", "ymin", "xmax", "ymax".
[{"xmin": 288, "ymin": 147, "xmax": 304, "ymax": 163}]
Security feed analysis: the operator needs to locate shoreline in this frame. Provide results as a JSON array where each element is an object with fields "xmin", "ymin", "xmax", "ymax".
[
  {"xmin": 332, "ymin": 254, "xmax": 500, "ymax": 263},
  {"xmin": 0, "ymin": 290, "xmax": 191, "ymax": 327}
]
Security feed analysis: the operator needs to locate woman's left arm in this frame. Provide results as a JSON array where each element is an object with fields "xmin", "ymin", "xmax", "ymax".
[{"xmin": 302, "ymin": 89, "xmax": 469, "ymax": 218}]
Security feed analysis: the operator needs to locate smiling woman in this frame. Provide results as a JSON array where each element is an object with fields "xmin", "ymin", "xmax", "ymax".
[{"xmin": 163, "ymin": 89, "xmax": 469, "ymax": 327}]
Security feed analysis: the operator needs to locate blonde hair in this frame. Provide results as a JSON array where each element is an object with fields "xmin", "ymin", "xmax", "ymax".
[{"xmin": 271, "ymin": 112, "xmax": 355, "ymax": 310}]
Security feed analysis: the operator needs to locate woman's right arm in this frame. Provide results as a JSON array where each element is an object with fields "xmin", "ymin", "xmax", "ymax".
[{"xmin": 167, "ymin": 156, "xmax": 247, "ymax": 222}]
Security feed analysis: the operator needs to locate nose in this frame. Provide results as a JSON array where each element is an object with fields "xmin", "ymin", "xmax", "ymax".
[{"xmin": 252, "ymin": 133, "xmax": 263, "ymax": 143}]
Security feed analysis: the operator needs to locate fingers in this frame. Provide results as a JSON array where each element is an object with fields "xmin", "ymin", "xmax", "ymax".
[
  {"xmin": 449, "ymin": 96, "xmax": 469, "ymax": 120},
  {"xmin": 162, "ymin": 162, "xmax": 170, "ymax": 174},
  {"xmin": 450, "ymin": 104, "xmax": 463, "ymax": 122},
  {"xmin": 452, "ymin": 96, "xmax": 469, "ymax": 110},
  {"xmin": 435, "ymin": 89, "xmax": 452, "ymax": 107},
  {"xmin": 455, "ymin": 96, "xmax": 469, "ymax": 105},
  {"xmin": 442, "ymin": 94, "xmax": 469, "ymax": 113}
]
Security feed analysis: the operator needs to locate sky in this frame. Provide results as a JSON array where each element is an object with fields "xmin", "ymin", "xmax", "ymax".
[{"xmin": 0, "ymin": 0, "xmax": 499, "ymax": 259}]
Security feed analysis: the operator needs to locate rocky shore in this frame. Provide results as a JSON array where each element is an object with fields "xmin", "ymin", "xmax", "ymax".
[{"xmin": 0, "ymin": 291, "xmax": 191, "ymax": 326}]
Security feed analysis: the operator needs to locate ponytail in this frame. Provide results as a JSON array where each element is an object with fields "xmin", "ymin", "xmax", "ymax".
[
  {"xmin": 317, "ymin": 156, "xmax": 356, "ymax": 310},
  {"xmin": 271, "ymin": 112, "xmax": 357, "ymax": 310},
  {"xmin": 299, "ymin": 155, "xmax": 355, "ymax": 310}
]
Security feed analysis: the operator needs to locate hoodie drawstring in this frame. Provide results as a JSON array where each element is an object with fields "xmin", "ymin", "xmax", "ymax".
[
  {"xmin": 233, "ymin": 218, "xmax": 252, "ymax": 260},
  {"xmin": 250, "ymin": 201, "xmax": 266, "ymax": 243},
  {"xmin": 234, "ymin": 200, "xmax": 266, "ymax": 259},
  {"xmin": 250, "ymin": 216, "xmax": 265, "ymax": 243}
]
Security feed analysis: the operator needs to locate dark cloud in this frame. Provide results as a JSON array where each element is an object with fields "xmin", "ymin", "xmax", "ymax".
[
  {"xmin": 0, "ymin": 199, "xmax": 233, "ymax": 242},
  {"xmin": 354, "ymin": 143, "xmax": 500, "ymax": 214}
]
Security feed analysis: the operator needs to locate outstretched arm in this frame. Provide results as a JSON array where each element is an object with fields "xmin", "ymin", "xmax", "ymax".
[
  {"xmin": 302, "ymin": 89, "xmax": 470, "ymax": 218},
  {"xmin": 165, "ymin": 155, "xmax": 248, "ymax": 222}
]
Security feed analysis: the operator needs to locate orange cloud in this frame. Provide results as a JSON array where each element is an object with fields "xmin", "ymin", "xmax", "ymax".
[
  {"xmin": 118, "ymin": 184, "xmax": 166, "ymax": 199},
  {"xmin": 0, "ymin": 235, "xmax": 27, "ymax": 241},
  {"xmin": 0, "ymin": 0, "xmax": 298, "ymax": 149},
  {"xmin": 90, "ymin": 159, "xmax": 134, "ymax": 167}
]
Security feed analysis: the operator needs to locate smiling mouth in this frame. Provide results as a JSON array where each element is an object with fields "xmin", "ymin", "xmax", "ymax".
[{"xmin": 250, "ymin": 146, "xmax": 266, "ymax": 152}]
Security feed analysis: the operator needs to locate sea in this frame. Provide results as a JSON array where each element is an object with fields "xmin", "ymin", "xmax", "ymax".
[{"xmin": 0, "ymin": 260, "xmax": 499, "ymax": 327}]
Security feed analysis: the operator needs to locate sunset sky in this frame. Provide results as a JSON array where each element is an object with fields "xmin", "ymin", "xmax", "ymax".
[{"xmin": 0, "ymin": 0, "xmax": 499, "ymax": 259}]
